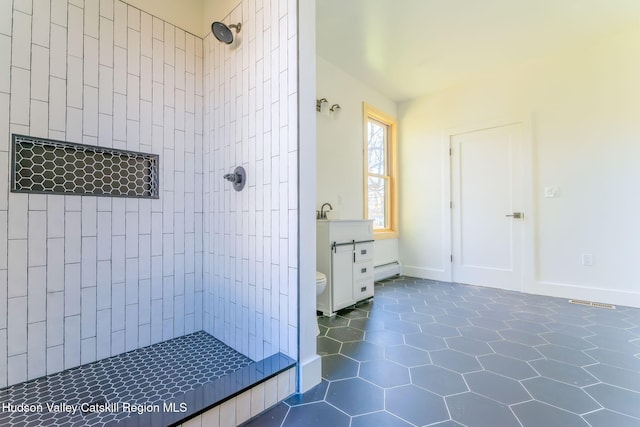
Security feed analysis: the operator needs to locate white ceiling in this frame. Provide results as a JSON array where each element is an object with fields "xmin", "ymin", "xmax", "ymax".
[{"xmin": 316, "ymin": 0, "xmax": 640, "ymax": 102}]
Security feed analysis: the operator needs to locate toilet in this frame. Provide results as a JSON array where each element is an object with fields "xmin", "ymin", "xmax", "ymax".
[
  {"xmin": 316, "ymin": 272, "xmax": 327, "ymax": 335},
  {"xmin": 316, "ymin": 271, "xmax": 327, "ymax": 296}
]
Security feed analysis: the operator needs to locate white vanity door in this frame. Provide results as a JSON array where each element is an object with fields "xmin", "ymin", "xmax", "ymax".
[{"xmin": 332, "ymin": 245, "xmax": 354, "ymax": 310}]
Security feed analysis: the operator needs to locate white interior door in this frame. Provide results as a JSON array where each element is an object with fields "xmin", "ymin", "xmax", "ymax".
[{"xmin": 451, "ymin": 123, "xmax": 524, "ymax": 291}]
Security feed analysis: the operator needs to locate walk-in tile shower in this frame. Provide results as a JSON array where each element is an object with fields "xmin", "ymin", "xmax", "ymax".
[{"xmin": 0, "ymin": 0, "xmax": 300, "ymax": 424}]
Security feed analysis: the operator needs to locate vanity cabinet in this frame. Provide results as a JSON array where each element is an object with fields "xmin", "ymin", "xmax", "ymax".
[{"xmin": 317, "ymin": 220, "xmax": 374, "ymax": 317}]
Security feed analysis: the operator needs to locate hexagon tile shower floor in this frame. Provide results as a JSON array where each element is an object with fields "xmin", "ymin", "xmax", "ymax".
[{"xmin": 0, "ymin": 331, "xmax": 252, "ymax": 426}]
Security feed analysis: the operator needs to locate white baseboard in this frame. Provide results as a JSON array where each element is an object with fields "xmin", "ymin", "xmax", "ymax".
[
  {"xmin": 400, "ymin": 267, "xmax": 640, "ymax": 309},
  {"xmin": 531, "ymin": 280, "xmax": 640, "ymax": 309},
  {"xmin": 298, "ymin": 353, "xmax": 321, "ymax": 393},
  {"xmin": 403, "ymin": 265, "xmax": 450, "ymax": 283}
]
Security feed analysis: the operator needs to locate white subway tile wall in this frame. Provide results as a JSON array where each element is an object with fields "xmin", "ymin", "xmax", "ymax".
[
  {"xmin": 0, "ymin": 0, "xmax": 298, "ymax": 389},
  {"xmin": 0, "ymin": 0, "xmax": 208, "ymax": 387},
  {"xmin": 202, "ymin": 0, "xmax": 298, "ymax": 362}
]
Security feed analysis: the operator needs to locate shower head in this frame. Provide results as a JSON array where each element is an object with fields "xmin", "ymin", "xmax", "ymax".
[{"xmin": 211, "ymin": 21, "xmax": 242, "ymax": 44}]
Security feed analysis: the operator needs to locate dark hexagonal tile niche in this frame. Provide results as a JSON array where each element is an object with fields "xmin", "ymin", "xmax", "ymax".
[{"xmin": 12, "ymin": 134, "xmax": 158, "ymax": 198}]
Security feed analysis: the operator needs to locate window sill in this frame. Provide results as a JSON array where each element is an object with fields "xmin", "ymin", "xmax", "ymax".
[{"xmin": 374, "ymin": 230, "xmax": 398, "ymax": 240}]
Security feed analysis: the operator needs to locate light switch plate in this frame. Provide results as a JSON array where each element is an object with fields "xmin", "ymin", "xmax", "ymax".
[{"xmin": 544, "ymin": 186, "xmax": 560, "ymax": 198}]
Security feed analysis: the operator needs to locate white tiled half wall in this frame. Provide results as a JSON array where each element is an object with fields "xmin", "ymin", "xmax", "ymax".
[
  {"xmin": 0, "ymin": 0, "xmax": 208, "ymax": 387},
  {"xmin": 177, "ymin": 367, "xmax": 296, "ymax": 427},
  {"xmin": 203, "ymin": 0, "xmax": 299, "ymax": 362}
]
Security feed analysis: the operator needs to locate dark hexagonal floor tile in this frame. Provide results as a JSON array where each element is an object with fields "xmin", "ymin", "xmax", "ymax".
[
  {"xmin": 498, "ymin": 328, "xmax": 547, "ymax": 346},
  {"xmin": 446, "ymin": 336, "xmax": 494, "ymax": 356},
  {"xmin": 243, "ymin": 401, "xmax": 289, "ymax": 426},
  {"xmin": 326, "ymin": 326, "xmax": 365, "ymax": 343},
  {"xmin": 411, "ymin": 365, "xmax": 468, "ymax": 396},
  {"xmin": 584, "ymin": 383, "xmax": 640, "ymax": 419},
  {"xmin": 428, "ymin": 421, "xmax": 465, "ymax": 427},
  {"xmin": 586, "ymin": 314, "xmax": 635, "ymax": 329},
  {"xmin": 447, "ymin": 306, "xmax": 481, "ymax": 317},
  {"xmin": 317, "ymin": 336, "xmax": 341, "ymax": 356},
  {"xmin": 542, "ymin": 332, "xmax": 596, "ymax": 351},
  {"xmin": 349, "ymin": 317, "xmax": 385, "ymax": 332},
  {"xmin": 435, "ymin": 314, "xmax": 471, "ymax": 327},
  {"xmin": 382, "ymin": 303, "xmax": 414, "ymax": 314},
  {"xmin": 318, "ymin": 316, "xmax": 349, "ymax": 328},
  {"xmin": 368, "ymin": 307, "xmax": 403, "ymax": 322},
  {"xmin": 325, "ymin": 378, "xmax": 384, "ymax": 416},
  {"xmin": 536, "ymin": 344, "xmax": 596, "ymax": 366},
  {"xmin": 431, "ymin": 349, "xmax": 482, "ymax": 373},
  {"xmin": 583, "ymin": 409, "xmax": 640, "ymax": 427},
  {"xmin": 506, "ymin": 319, "xmax": 550, "ymax": 334},
  {"xmin": 414, "ymin": 304, "xmax": 447, "ymax": 316},
  {"xmin": 523, "ymin": 377, "xmax": 600, "ymax": 414},
  {"xmin": 586, "ymin": 334, "xmax": 640, "ymax": 354},
  {"xmin": 386, "ymin": 385, "xmax": 449, "ymax": 426},
  {"xmin": 469, "ymin": 316, "xmax": 508, "ymax": 331},
  {"xmin": 529, "ymin": 359, "xmax": 598, "ymax": 387},
  {"xmin": 318, "ymin": 324, "xmax": 328, "ymax": 336},
  {"xmin": 513, "ymin": 311, "xmax": 552, "ymax": 323},
  {"xmin": 282, "ymin": 402, "xmax": 350, "ymax": 427},
  {"xmin": 512, "ymin": 400, "xmax": 590, "ymax": 427},
  {"xmin": 548, "ymin": 312, "xmax": 595, "ymax": 327},
  {"xmin": 446, "ymin": 392, "xmax": 521, "ymax": 427},
  {"xmin": 586, "ymin": 363, "xmax": 640, "ymax": 392},
  {"xmin": 321, "ymin": 354, "xmax": 359, "ymax": 381},
  {"xmin": 457, "ymin": 325, "xmax": 502, "ymax": 342},
  {"xmin": 464, "ymin": 371, "xmax": 530, "ymax": 405},
  {"xmin": 351, "ymin": 411, "xmax": 413, "ymax": 427},
  {"xmin": 385, "ymin": 344, "xmax": 431, "ymax": 367},
  {"xmin": 420, "ymin": 322, "xmax": 461, "ymax": 338},
  {"xmin": 360, "ymin": 359, "xmax": 410, "ymax": 388},
  {"xmin": 489, "ymin": 340, "xmax": 542, "ymax": 361},
  {"xmin": 485, "ymin": 302, "xmax": 516, "ymax": 313},
  {"xmin": 584, "ymin": 348, "xmax": 640, "ymax": 371},
  {"xmin": 340, "ymin": 341, "xmax": 384, "ymax": 362},
  {"xmin": 405, "ymin": 332, "xmax": 446, "ymax": 351},
  {"xmin": 399, "ymin": 312, "xmax": 435, "ymax": 325},
  {"xmin": 477, "ymin": 308, "xmax": 514, "ymax": 322},
  {"xmin": 285, "ymin": 380, "xmax": 329, "ymax": 406},
  {"xmin": 364, "ymin": 329, "xmax": 404, "ymax": 346},
  {"xmin": 478, "ymin": 353, "xmax": 537, "ymax": 380},
  {"xmin": 337, "ymin": 308, "xmax": 369, "ymax": 319},
  {"xmin": 383, "ymin": 319, "xmax": 421, "ymax": 334}
]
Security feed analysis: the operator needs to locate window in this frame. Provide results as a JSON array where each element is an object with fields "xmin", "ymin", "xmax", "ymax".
[{"xmin": 363, "ymin": 103, "xmax": 397, "ymax": 239}]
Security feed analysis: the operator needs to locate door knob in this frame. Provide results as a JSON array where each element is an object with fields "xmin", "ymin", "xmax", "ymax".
[{"xmin": 505, "ymin": 212, "xmax": 523, "ymax": 219}]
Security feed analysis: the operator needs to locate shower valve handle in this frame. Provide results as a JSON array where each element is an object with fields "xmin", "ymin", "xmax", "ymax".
[
  {"xmin": 224, "ymin": 173, "xmax": 239, "ymax": 183},
  {"xmin": 223, "ymin": 166, "xmax": 246, "ymax": 191}
]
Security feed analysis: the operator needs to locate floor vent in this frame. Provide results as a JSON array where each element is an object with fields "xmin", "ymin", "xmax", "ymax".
[{"xmin": 568, "ymin": 299, "xmax": 616, "ymax": 310}]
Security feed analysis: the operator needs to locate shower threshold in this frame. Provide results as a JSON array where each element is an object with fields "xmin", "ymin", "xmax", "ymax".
[{"xmin": 0, "ymin": 331, "xmax": 295, "ymax": 426}]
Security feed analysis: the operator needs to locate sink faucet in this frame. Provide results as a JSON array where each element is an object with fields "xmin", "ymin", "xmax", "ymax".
[{"xmin": 319, "ymin": 203, "xmax": 333, "ymax": 219}]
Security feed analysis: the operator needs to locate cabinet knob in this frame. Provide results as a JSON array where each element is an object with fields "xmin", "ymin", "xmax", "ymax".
[
  {"xmin": 361, "ymin": 286, "xmax": 367, "ymax": 292},
  {"xmin": 361, "ymin": 267, "xmax": 367, "ymax": 273},
  {"xmin": 361, "ymin": 249, "xmax": 367, "ymax": 255}
]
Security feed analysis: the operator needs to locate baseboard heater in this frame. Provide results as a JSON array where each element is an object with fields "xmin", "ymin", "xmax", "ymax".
[{"xmin": 374, "ymin": 261, "xmax": 402, "ymax": 281}]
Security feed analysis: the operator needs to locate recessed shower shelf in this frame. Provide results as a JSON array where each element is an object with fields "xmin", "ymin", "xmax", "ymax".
[{"xmin": 11, "ymin": 134, "xmax": 159, "ymax": 199}]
